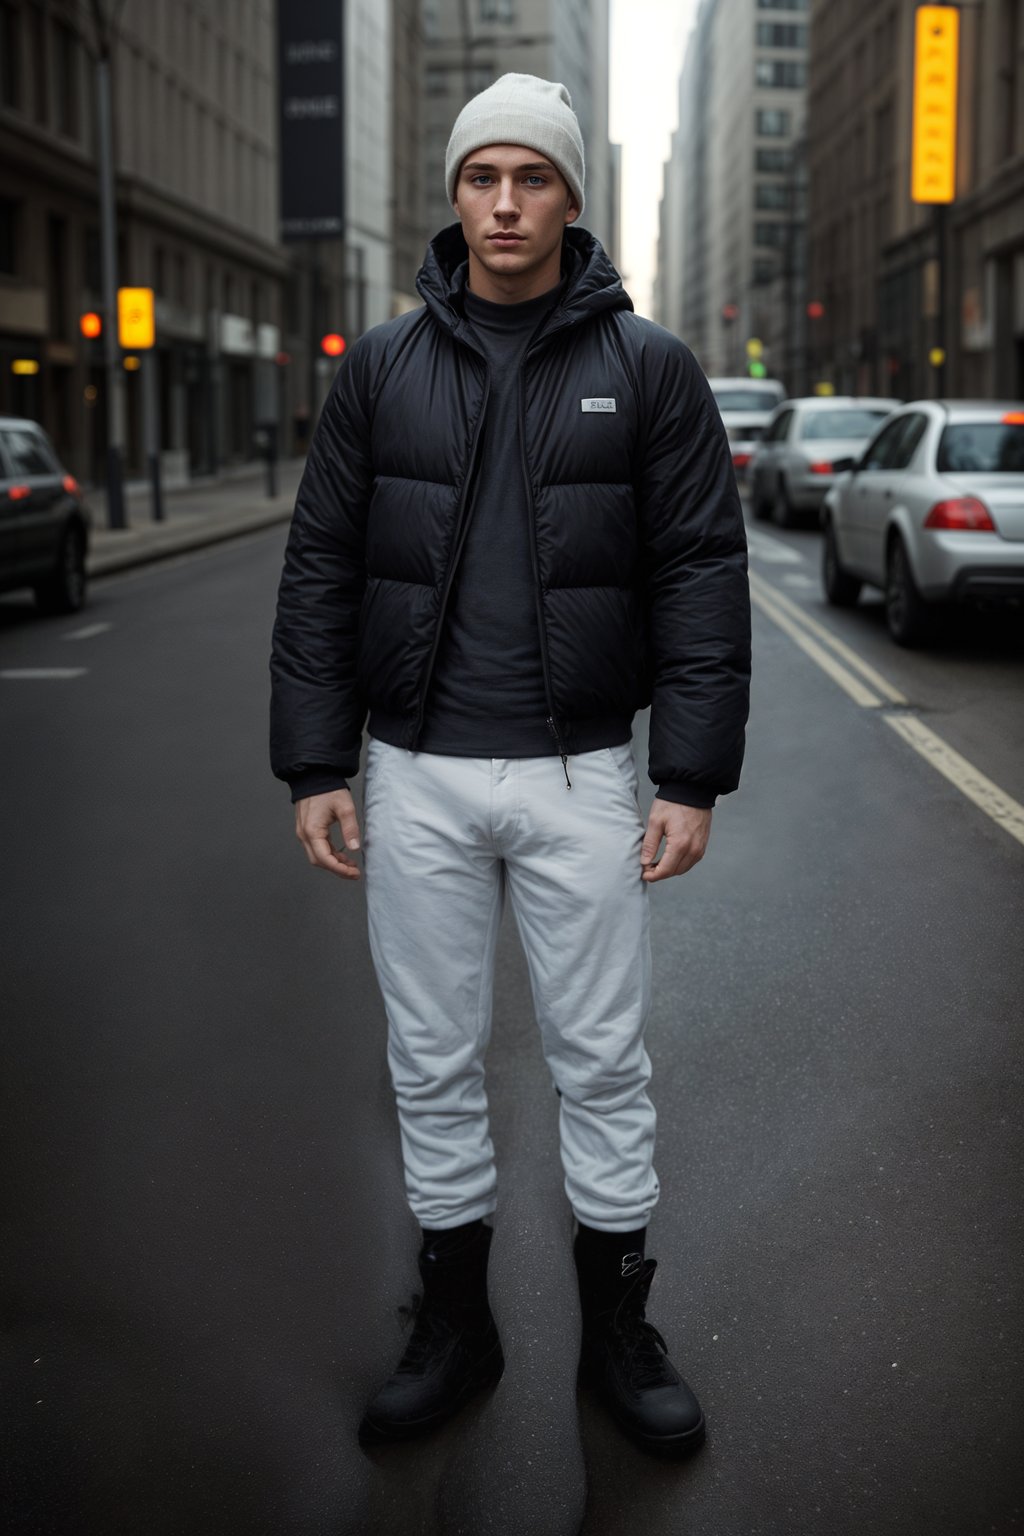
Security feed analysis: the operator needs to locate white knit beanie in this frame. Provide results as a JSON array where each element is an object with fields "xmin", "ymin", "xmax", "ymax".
[{"xmin": 445, "ymin": 73, "xmax": 585, "ymax": 217}]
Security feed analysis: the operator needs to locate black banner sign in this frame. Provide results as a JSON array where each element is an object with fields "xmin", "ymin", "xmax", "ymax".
[{"xmin": 278, "ymin": 0, "xmax": 345, "ymax": 242}]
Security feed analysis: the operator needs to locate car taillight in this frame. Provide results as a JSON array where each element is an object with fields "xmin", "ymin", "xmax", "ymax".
[
  {"xmin": 732, "ymin": 452, "xmax": 751, "ymax": 469},
  {"xmin": 62, "ymin": 474, "xmax": 80, "ymax": 497},
  {"xmin": 8, "ymin": 484, "xmax": 30, "ymax": 501},
  {"xmin": 1001, "ymin": 411, "xmax": 1024, "ymax": 425},
  {"xmin": 923, "ymin": 497, "xmax": 996, "ymax": 531},
  {"xmin": 809, "ymin": 461, "xmax": 833, "ymax": 475}
]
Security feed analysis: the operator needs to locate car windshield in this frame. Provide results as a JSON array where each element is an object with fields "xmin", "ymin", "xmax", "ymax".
[
  {"xmin": 937, "ymin": 422, "xmax": 1024, "ymax": 473},
  {"xmin": 714, "ymin": 390, "xmax": 781, "ymax": 412},
  {"xmin": 799, "ymin": 409, "xmax": 890, "ymax": 441}
]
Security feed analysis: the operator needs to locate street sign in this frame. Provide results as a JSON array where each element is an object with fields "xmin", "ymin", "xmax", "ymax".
[
  {"xmin": 278, "ymin": 0, "xmax": 345, "ymax": 241},
  {"xmin": 911, "ymin": 5, "xmax": 959, "ymax": 204},
  {"xmin": 118, "ymin": 287, "xmax": 155, "ymax": 349},
  {"xmin": 746, "ymin": 338, "xmax": 763, "ymax": 360}
]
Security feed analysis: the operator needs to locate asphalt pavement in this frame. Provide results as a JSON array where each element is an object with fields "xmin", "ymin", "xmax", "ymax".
[{"xmin": 1, "ymin": 510, "xmax": 1022, "ymax": 1535}]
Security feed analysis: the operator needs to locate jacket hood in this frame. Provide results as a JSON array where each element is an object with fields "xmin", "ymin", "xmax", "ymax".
[{"xmin": 416, "ymin": 223, "xmax": 633, "ymax": 337}]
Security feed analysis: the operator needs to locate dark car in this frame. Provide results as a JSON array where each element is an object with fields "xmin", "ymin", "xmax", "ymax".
[{"xmin": 0, "ymin": 416, "xmax": 90, "ymax": 613}]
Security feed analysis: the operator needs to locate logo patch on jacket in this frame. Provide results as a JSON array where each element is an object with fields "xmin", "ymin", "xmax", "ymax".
[{"xmin": 581, "ymin": 397, "xmax": 616, "ymax": 412}]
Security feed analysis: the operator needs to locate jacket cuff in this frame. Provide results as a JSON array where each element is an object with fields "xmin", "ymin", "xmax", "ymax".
[
  {"xmin": 288, "ymin": 768, "xmax": 350, "ymax": 804},
  {"xmin": 655, "ymin": 780, "xmax": 717, "ymax": 809}
]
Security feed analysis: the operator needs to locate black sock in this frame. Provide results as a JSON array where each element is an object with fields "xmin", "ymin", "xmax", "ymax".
[
  {"xmin": 575, "ymin": 1222, "xmax": 647, "ymax": 1277},
  {"xmin": 420, "ymin": 1217, "xmax": 486, "ymax": 1256}
]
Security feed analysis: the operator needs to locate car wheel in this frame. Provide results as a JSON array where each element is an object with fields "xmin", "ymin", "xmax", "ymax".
[
  {"xmin": 35, "ymin": 524, "xmax": 87, "ymax": 615},
  {"xmin": 772, "ymin": 476, "xmax": 800, "ymax": 529},
  {"xmin": 885, "ymin": 534, "xmax": 933, "ymax": 647},
  {"xmin": 822, "ymin": 518, "xmax": 861, "ymax": 607}
]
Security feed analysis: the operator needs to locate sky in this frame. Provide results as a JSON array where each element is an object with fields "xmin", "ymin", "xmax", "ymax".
[{"xmin": 609, "ymin": 0, "xmax": 699, "ymax": 318}]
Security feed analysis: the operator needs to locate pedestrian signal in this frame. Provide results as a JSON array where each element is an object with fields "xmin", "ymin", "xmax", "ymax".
[
  {"xmin": 118, "ymin": 288, "xmax": 155, "ymax": 349},
  {"xmin": 911, "ymin": 5, "xmax": 959, "ymax": 204}
]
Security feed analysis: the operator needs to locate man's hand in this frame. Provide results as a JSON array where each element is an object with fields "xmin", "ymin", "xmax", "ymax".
[
  {"xmin": 295, "ymin": 789, "xmax": 363, "ymax": 880},
  {"xmin": 640, "ymin": 799, "xmax": 712, "ymax": 882}
]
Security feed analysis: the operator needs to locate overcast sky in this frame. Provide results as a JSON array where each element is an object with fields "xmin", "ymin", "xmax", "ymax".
[{"xmin": 609, "ymin": 0, "xmax": 698, "ymax": 319}]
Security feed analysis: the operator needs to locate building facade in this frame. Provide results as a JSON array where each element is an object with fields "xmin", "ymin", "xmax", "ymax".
[
  {"xmin": 420, "ymin": 0, "xmax": 615, "ymax": 254},
  {"xmin": 655, "ymin": 0, "xmax": 809, "ymax": 388},
  {"xmin": 0, "ymin": 0, "xmax": 393, "ymax": 491},
  {"xmin": 806, "ymin": 0, "xmax": 1024, "ymax": 402}
]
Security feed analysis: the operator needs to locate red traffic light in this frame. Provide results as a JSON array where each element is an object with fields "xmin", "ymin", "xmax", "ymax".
[
  {"xmin": 275, "ymin": 351, "xmax": 291, "ymax": 366},
  {"xmin": 806, "ymin": 300, "xmax": 825, "ymax": 320},
  {"xmin": 721, "ymin": 303, "xmax": 739, "ymax": 322},
  {"xmin": 80, "ymin": 311, "xmax": 102, "ymax": 338},
  {"xmin": 321, "ymin": 333, "xmax": 346, "ymax": 357}
]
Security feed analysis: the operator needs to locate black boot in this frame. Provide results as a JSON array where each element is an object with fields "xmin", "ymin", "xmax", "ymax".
[
  {"xmin": 574, "ymin": 1226, "xmax": 706, "ymax": 1457},
  {"xmin": 358, "ymin": 1220, "xmax": 504, "ymax": 1445}
]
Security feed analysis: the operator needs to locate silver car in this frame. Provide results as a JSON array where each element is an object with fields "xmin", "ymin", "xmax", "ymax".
[
  {"xmin": 822, "ymin": 401, "xmax": 1024, "ymax": 646},
  {"xmin": 708, "ymin": 377, "xmax": 786, "ymax": 484},
  {"xmin": 749, "ymin": 396, "xmax": 895, "ymax": 528}
]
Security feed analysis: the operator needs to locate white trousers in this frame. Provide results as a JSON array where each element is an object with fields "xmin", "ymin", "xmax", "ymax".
[{"xmin": 362, "ymin": 739, "xmax": 658, "ymax": 1233}]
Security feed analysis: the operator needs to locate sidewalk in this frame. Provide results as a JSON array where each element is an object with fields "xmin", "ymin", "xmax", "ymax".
[{"xmin": 87, "ymin": 457, "xmax": 305, "ymax": 577}]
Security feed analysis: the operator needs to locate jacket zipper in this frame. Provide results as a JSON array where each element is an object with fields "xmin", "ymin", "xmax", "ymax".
[
  {"xmin": 410, "ymin": 352, "xmax": 491, "ymax": 745},
  {"xmin": 517, "ymin": 353, "xmax": 572, "ymax": 791}
]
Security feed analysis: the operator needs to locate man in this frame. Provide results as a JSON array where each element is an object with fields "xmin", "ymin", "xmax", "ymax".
[{"xmin": 270, "ymin": 74, "xmax": 750, "ymax": 1457}]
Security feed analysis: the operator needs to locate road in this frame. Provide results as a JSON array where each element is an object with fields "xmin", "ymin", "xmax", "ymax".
[{"xmin": 2, "ymin": 510, "xmax": 1022, "ymax": 1536}]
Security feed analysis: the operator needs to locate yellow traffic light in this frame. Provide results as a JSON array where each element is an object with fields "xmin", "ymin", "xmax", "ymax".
[
  {"xmin": 118, "ymin": 287, "xmax": 155, "ymax": 349},
  {"xmin": 911, "ymin": 5, "xmax": 959, "ymax": 204}
]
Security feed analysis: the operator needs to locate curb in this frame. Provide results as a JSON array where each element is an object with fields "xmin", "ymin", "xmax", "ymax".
[{"xmin": 88, "ymin": 504, "xmax": 293, "ymax": 578}]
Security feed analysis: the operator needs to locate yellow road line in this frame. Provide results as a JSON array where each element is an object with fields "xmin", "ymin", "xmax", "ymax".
[
  {"xmin": 749, "ymin": 581, "xmax": 882, "ymax": 708},
  {"xmin": 883, "ymin": 714, "xmax": 1024, "ymax": 848},
  {"xmin": 750, "ymin": 569, "xmax": 1024, "ymax": 851},
  {"xmin": 749, "ymin": 569, "xmax": 908, "ymax": 705}
]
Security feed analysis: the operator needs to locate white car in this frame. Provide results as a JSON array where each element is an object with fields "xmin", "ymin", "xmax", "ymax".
[
  {"xmin": 822, "ymin": 400, "xmax": 1024, "ymax": 646},
  {"xmin": 708, "ymin": 377, "xmax": 786, "ymax": 482},
  {"xmin": 749, "ymin": 396, "xmax": 895, "ymax": 527}
]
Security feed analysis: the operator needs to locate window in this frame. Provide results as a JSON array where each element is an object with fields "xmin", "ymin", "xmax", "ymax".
[
  {"xmin": 752, "ymin": 258, "xmax": 777, "ymax": 286},
  {"xmin": 756, "ymin": 182, "xmax": 789, "ymax": 209},
  {"xmin": 54, "ymin": 21, "xmax": 78, "ymax": 137},
  {"xmin": 47, "ymin": 213, "xmax": 68, "ymax": 339},
  {"xmin": 891, "ymin": 414, "xmax": 928, "ymax": 469},
  {"xmin": 938, "ymin": 421, "xmax": 1024, "ymax": 473},
  {"xmin": 799, "ymin": 409, "xmax": 891, "ymax": 441},
  {"xmin": 757, "ymin": 0, "xmax": 808, "ymax": 9},
  {"xmin": 425, "ymin": 65, "xmax": 448, "ymax": 97},
  {"xmin": 1, "ymin": 1, "xmax": 21, "ymax": 109},
  {"xmin": 175, "ymin": 251, "xmax": 188, "ymax": 306},
  {"xmin": 755, "ymin": 58, "xmax": 807, "ymax": 88},
  {"xmin": 756, "ymin": 147, "xmax": 791, "ymax": 172},
  {"xmin": 84, "ymin": 225, "xmax": 101, "ymax": 290},
  {"xmin": 756, "ymin": 22, "xmax": 808, "ymax": 47},
  {"xmin": 3, "ymin": 426, "xmax": 57, "ymax": 477},
  {"xmin": 754, "ymin": 221, "xmax": 787, "ymax": 248},
  {"xmin": 31, "ymin": 1, "xmax": 48, "ymax": 124},
  {"xmin": 154, "ymin": 245, "xmax": 166, "ymax": 295},
  {"xmin": 861, "ymin": 416, "xmax": 908, "ymax": 471},
  {"xmin": 771, "ymin": 409, "xmax": 796, "ymax": 442},
  {"xmin": 756, "ymin": 108, "xmax": 790, "ymax": 137},
  {"xmin": 0, "ymin": 197, "xmax": 17, "ymax": 274},
  {"xmin": 479, "ymin": 0, "xmax": 515, "ymax": 19}
]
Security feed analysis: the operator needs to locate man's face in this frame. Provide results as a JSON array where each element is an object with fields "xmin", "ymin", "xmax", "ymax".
[{"xmin": 453, "ymin": 143, "xmax": 579, "ymax": 294}]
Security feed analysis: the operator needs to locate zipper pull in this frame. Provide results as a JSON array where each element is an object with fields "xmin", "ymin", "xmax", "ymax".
[{"xmin": 546, "ymin": 717, "xmax": 573, "ymax": 791}]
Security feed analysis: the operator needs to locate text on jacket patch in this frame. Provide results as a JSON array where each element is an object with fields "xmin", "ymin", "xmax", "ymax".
[{"xmin": 581, "ymin": 398, "xmax": 616, "ymax": 412}]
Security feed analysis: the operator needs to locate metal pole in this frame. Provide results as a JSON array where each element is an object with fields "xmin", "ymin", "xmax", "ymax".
[
  {"xmin": 935, "ymin": 202, "xmax": 947, "ymax": 398},
  {"xmin": 94, "ymin": 47, "xmax": 127, "ymax": 529},
  {"xmin": 143, "ymin": 348, "xmax": 163, "ymax": 521}
]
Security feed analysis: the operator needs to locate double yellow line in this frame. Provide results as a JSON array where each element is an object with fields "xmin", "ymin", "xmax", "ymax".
[{"xmin": 749, "ymin": 569, "xmax": 1024, "ymax": 849}]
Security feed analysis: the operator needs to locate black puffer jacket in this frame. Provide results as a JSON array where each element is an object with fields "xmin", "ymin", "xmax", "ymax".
[{"xmin": 270, "ymin": 225, "xmax": 750, "ymax": 804}]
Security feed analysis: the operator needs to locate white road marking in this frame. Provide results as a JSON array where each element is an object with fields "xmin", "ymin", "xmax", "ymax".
[
  {"xmin": 750, "ymin": 569, "xmax": 1023, "ymax": 849},
  {"xmin": 750, "ymin": 582, "xmax": 882, "ymax": 707},
  {"xmin": 782, "ymin": 573, "xmax": 815, "ymax": 589},
  {"xmin": 1, "ymin": 668, "xmax": 87, "ymax": 679},
  {"xmin": 63, "ymin": 622, "xmax": 112, "ymax": 641},
  {"xmin": 750, "ymin": 571, "xmax": 908, "ymax": 706},
  {"xmin": 884, "ymin": 714, "xmax": 1024, "ymax": 848},
  {"xmin": 746, "ymin": 529, "xmax": 804, "ymax": 565}
]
